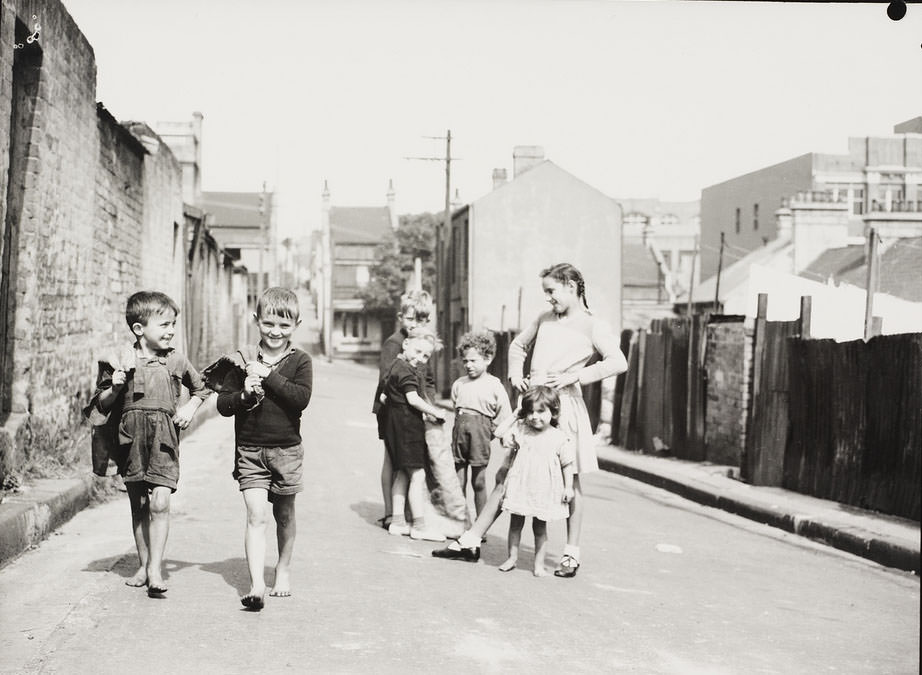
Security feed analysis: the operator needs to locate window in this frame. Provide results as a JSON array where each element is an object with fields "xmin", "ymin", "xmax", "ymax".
[
  {"xmin": 753, "ymin": 203, "xmax": 759, "ymax": 231},
  {"xmin": 734, "ymin": 208, "xmax": 741, "ymax": 234}
]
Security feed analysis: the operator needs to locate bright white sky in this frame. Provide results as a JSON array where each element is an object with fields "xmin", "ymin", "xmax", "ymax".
[{"xmin": 64, "ymin": 0, "xmax": 922, "ymax": 239}]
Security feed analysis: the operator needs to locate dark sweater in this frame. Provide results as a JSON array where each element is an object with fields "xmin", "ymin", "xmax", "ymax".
[{"xmin": 216, "ymin": 348, "xmax": 313, "ymax": 447}]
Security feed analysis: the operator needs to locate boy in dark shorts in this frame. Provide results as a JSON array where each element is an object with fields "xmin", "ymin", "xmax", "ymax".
[
  {"xmin": 215, "ymin": 287, "xmax": 312, "ymax": 611},
  {"xmin": 450, "ymin": 331, "xmax": 513, "ymax": 520}
]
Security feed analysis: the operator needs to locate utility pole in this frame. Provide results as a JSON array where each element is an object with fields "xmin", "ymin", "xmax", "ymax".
[
  {"xmin": 405, "ymin": 130, "xmax": 454, "ymax": 389},
  {"xmin": 714, "ymin": 231, "xmax": 725, "ymax": 313},
  {"xmin": 257, "ymin": 181, "xmax": 268, "ymax": 302},
  {"xmin": 863, "ymin": 227, "xmax": 880, "ymax": 340}
]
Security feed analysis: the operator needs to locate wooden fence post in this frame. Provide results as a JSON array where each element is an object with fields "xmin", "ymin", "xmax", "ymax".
[
  {"xmin": 799, "ymin": 295, "xmax": 812, "ymax": 339},
  {"xmin": 742, "ymin": 293, "xmax": 768, "ymax": 482}
]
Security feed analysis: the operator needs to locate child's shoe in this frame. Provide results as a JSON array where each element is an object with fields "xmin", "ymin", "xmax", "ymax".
[
  {"xmin": 409, "ymin": 527, "xmax": 446, "ymax": 542},
  {"xmin": 388, "ymin": 522, "xmax": 411, "ymax": 536}
]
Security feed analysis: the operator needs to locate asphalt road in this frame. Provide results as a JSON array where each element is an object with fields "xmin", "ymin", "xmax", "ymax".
[{"xmin": 0, "ymin": 359, "xmax": 918, "ymax": 674}]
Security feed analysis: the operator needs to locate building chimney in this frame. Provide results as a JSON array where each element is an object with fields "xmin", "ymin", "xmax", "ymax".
[
  {"xmin": 386, "ymin": 179, "xmax": 398, "ymax": 230},
  {"xmin": 775, "ymin": 203, "xmax": 792, "ymax": 241},
  {"xmin": 492, "ymin": 168, "xmax": 507, "ymax": 190},
  {"xmin": 512, "ymin": 145, "xmax": 545, "ymax": 178}
]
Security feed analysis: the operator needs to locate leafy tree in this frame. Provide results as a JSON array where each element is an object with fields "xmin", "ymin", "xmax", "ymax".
[{"xmin": 358, "ymin": 212, "xmax": 439, "ymax": 312}]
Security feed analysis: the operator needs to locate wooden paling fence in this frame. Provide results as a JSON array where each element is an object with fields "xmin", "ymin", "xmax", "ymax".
[
  {"xmin": 613, "ymin": 293, "xmax": 922, "ymax": 521},
  {"xmin": 613, "ymin": 316, "xmax": 707, "ymax": 459},
  {"xmin": 784, "ymin": 332, "xmax": 922, "ymax": 520}
]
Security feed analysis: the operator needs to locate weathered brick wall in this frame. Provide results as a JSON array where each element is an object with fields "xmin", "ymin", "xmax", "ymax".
[
  {"xmin": 0, "ymin": 0, "xmax": 246, "ymax": 481},
  {"xmin": 704, "ymin": 320, "xmax": 751, "ymax": 466},
  {"xmin": 0, "ymin": 0, "xmax": 99, "ymax": 475}
]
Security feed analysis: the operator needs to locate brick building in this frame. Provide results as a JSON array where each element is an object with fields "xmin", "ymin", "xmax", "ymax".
[{"xmin": 699, "ymin": 120, "xmax": 922, "ymax": 280}]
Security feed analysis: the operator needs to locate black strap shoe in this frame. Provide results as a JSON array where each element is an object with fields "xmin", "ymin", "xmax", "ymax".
[{"xmin": 431, "ymin": 543, "xmax": 480, "ymax": 562}]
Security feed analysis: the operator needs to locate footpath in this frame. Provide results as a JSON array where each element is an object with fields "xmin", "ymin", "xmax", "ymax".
[{"xmin": 1, "ymin": 374, "xmax": 919, "ymax": 575}]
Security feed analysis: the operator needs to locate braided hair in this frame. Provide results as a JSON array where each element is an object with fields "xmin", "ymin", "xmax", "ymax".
[{"xmin": 539, "ymin": 262, "xmax": 590, "ymax": 311}]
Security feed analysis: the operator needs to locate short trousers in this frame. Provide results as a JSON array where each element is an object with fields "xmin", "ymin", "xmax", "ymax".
[
  {"xmin": 451, "ymin": 411, "xmax": 493, "ymax": 467},
  {"xmin": 233, "ymin": 443, "xmax": 304, "ymax": 496}
]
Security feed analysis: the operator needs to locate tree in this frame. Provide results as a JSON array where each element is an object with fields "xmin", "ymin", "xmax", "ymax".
[{"xmin": 358, "ymin": 212, "xmax": 439, "ymax": 312}]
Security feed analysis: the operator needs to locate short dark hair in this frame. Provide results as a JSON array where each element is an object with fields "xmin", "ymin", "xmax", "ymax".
[
  {"xmin": 517, "ymin": 385, "xmax": 560, "ymax": 427},
  {"xmin": 457, "ymin": 330, "xmax": 496, "ymax": 360},
  {"xmin": 257, "ymin": 287, "xmax": 300, "ymax": 320},
  {"xmin": 126, "ymin": 291, "xmax": 179, "ymax": 328}
]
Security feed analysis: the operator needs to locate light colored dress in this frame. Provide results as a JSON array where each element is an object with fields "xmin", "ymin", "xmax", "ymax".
[
  {"xmin": 501, "ymin": 422, "xmax": 575, "ymax": 521},
  {"xmin": 508, "ymin": 310, "xmax": 626, "ymax": 474}
]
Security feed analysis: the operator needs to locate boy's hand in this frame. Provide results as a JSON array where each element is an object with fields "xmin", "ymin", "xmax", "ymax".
[
  {"xmin": 562, "ymin": 486, "xmax": 575, "ymax": 504},
  {"xmin": 110, "ymin": 369, "xmax": 127, "ymax": 390},
  {"xmin": 379, "ymin": 393, "xmax": 387, "ymax": 406},
  {"xmin": 243, "ymin": 374, "xmax": 263, "ymax": 394},
  {"xmin": 172, "ymin": 401, "xmax": 197, "ymax": 429},
  {"xmin": 428, "ymin": 410, "xmax": 447, "ymax": 424},
  {"xmin": 246, "ymin": 361, "xmax": 271, "ymax": 379}
]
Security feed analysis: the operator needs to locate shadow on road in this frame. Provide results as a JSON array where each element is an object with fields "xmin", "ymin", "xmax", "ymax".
[
  {"xmin": 199, "ymin": 557, "xmax": 273, "ymax": 594},
  {"xmin": 350, "ymin": 499, "xmax": 387, "ymax": 530}
]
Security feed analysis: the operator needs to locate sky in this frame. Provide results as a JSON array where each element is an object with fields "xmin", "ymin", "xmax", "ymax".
[{"xmin": 63, "ymin": 0, "xmax": 922, "ymax": 239}]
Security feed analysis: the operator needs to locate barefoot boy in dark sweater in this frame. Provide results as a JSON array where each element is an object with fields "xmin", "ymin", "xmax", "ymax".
[{"xmin": 214, "ymin": 287, "xmax": 312, "ymax": 611}]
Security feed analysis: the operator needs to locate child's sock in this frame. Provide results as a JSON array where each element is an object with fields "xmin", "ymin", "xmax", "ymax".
[
  {"xmin": 457, "ymin": 532, "xmax": 480, "ymax": 548},
  {"xmin": 391, "ymin": 515, "xmax": 407, "ymax": 527},
  {"xmin": 562, "ymin": 544, "xmax": 580, "ymax": 562},
  {"xmin": 411, "ymin": 517, "xmax": 426, "ymax": 530}
]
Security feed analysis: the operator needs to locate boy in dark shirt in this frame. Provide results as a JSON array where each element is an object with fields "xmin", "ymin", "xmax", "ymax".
[{"xmin": 216, "ymin": 287, "xmax": 312, "ymax": 611}]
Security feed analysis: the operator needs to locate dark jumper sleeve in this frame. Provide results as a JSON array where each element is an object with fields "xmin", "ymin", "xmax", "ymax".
[
  {"xmin": 216, "ymin": 368, "xmax": 257, "ymax": 417},
  {"xmin": 262, "ymin": 353, "xmax": 312, "ymax": 413}
]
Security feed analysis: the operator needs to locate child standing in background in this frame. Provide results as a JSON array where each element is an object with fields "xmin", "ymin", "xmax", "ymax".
[
  {"xmin": 451, "ymin": 331, "xmax": 513, "ymax": 521},
  {"xmin": 381, "ymin": 328, "xmax": 447, "ymax": 541},
  {"xmin": 84, "ymin": 291, "xmax": 209, "ymax": 597},
  {"xmin": 497, "ymin": 386, "xmax": 574, "ymax": 577},
  {"xmin": 372, "ymin": 290, "xmax": 435, "ymax": 529},
  {"xmin": 215, "ymin": 287, "xmax": 313, "ymax": 611}
]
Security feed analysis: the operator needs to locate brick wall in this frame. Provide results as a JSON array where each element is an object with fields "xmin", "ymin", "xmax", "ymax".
[
  {"xmin": 0, "ymin": 0, "xmax": 246, "ymax": 482},
  {"xmin": 704, "ymin": 320, "xmax": 751, "ymax": 466}
]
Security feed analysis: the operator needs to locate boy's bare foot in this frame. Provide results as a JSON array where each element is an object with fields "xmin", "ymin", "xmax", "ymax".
[
  {"xmin": 498, "ymin": 558, "xmax": 517, "ymax": 572},
  {"xmin": 269, "ymin": 572, "xmax": 290, "ymax": 597},
  {"xmin": 533, "ymin": 566, "xmax": 549, "ymax": 577},
  {"xmin": 146, "ymin": 578, "xmax": 168, "ymax": 597},
  {"xmin": 125, "ymin": 568, "xmax": 148, "ymax": 587},
  {"xmin": 241, "ymin": 587, "xmax": 265, "ymax": 611}
]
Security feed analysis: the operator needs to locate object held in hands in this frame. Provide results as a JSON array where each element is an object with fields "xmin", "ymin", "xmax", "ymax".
[{"xmin": 202, "ymin": 355, "xmax": 248, "ymax": 393}]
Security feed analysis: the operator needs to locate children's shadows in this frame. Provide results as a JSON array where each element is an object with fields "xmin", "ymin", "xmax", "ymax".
[
  {"xmin": 350, "ymin": 499, "xmax": 388, "ymax": 530},
  {"xmin": 83, "ymin": 553, "xmax": 268, "ymax": 595}
]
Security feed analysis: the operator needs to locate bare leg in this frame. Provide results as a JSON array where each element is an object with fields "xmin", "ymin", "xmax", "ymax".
[
  {"xmin": 461, "ymin": 481, "xmax": 505, "ymax": 544},
  {"xmin": 390, "ymin": 469, "xmax": 409, "ymax": 531},
  {"xmin": 470, "ymin": 465, "xmax": 488, "ymax": 517},
  {"xmin": 406, "ymin": 467, "xmax": 427, "ymax": 520},
  {"xmin": 242, "ymin": 488, "xmax": 268, "ymax": 607},
  {"xmin": 146, "ymin": 486, "xmax": 171, "ymax": 593},
  {"xmin": 380, "ymin": 446, "xmax": 394, "ymax": 520},
  {"xmin": 565, "ymin": 474, "xmax": 584, "ymax": 547},
  {"xmin": 499, "ymin": 514, "xmax": 524, "ymax": 571},
  {"xmin": 269, "ymin": 494, "xmax": 297, "ymax": 597},
  {"xmin": 455, "ymin": 464, "xmax": 468, "ymax": 499},
  {"xmin": 125, "ymin": 483, "xmax": 150, "ymax": 587},
  {"xmin": 532, "ymin": 518, "xmax": 549, "ymax": 576}
]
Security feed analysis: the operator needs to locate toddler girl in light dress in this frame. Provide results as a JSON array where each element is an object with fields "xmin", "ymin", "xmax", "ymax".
[{"xmin": 498, "ymin": 385, "xmax": 575, "ymax": 577}]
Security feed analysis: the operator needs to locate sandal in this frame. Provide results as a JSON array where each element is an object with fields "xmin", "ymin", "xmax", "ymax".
[
  {"xmin": 377, "ymin": 515, "xmax": 393, "ymax": 530},
  {"xmin": 554, "ymin": 554, "xmax": 580, "ymax": 578}
]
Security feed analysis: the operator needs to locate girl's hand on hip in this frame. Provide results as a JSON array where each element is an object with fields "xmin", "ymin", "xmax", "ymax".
[
  {"xmin": 510, "ymin": 376, "xmax": 529, "ymax": 393},
  {"xmin": 546, "ymin": 371, "xmax": 578, "ymax": 389}
]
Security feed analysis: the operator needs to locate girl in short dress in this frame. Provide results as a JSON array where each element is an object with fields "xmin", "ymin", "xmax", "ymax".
[
  {"xmin": 508, "ymin": 263, "xmax": 627, "ymax": 577},
  {"xmin": 381, "ymin": 328, "xmax": 448, "ymax": 542},
  {"xmin": 498, "ymin": 386, "xmax": 574, "ymax": 577}
]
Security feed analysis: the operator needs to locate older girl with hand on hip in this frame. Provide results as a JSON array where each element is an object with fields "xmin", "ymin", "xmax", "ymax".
[
  {"xmin": 507, "ymin": 262, "xmax": 626, "ymax": 577},
  {"xmin": 432, "ymin": 262, "xmax": 626, "ymax": 576}
]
